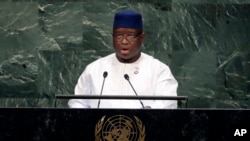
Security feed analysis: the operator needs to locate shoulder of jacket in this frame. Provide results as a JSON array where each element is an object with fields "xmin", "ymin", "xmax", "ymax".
[{"xmin": 85, "ymin": 53, "xmax": 115, "ymax": 68}]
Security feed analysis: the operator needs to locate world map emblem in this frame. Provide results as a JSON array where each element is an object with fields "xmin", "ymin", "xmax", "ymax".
[{"xmin": 95, "ymin": 115, "xmax": 145, "ymax": 141}]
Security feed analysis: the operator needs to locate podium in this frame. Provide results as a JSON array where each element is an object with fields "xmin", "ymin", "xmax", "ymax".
[
  {"xmin": 0, "ymin": 108, "xmax": 250, "ymax": 141},
  {"xmin": 54, "ymin": 94, "xmax": 189, "ymax": 108}
]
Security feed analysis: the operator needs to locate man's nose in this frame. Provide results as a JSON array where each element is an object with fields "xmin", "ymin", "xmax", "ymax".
[{"xmin": 121, "ymin": 36, "xmax": 129, "ymax": 44}]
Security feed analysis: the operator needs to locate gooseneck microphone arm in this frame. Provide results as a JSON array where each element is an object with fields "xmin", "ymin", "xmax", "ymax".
[
  {"xmin": 124, "ymin": 74, "xmax": 145, "ymax": 108},
  {"xmin": 97, "ymin": 71, "xmax": 108, "ymax": 108}
]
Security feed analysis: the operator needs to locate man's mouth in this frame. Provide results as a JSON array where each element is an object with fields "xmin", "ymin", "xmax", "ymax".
[{"xmin": 121, "ymin": 48, "xmax": 129, "ymax": 54}]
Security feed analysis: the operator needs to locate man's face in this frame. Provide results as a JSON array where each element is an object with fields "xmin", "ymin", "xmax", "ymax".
[{"xmin": 113, "ymin": 28, "xmax": 144, "ymax": 63}]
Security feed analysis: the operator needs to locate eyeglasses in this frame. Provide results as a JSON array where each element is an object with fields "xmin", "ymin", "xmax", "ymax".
[{"xmin": 112, "ymin": 31, "xmax": 142, "ymax": 42}]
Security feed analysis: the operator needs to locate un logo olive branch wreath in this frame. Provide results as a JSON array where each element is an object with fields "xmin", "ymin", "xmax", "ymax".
[
  {"xmin": 95, "ymin": 116, "xmax": 105, "ymax": 141},
  {"xmin": 95, "ymin": 115, "xmax": 145, "ymax": 141},
  {"xmin": 134, "ymin": 116, "xmax": 145, "ymax": 141}
]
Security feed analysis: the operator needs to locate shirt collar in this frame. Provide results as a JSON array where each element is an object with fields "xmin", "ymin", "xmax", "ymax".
[{"xmin": 112, "ymin": 53, "xmax": 144, "ymax": 65}]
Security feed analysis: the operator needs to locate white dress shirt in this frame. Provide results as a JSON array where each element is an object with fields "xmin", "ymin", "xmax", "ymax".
[{"xmin": 68, "ymin": 52, "xmax": 178, "ymax": 109}]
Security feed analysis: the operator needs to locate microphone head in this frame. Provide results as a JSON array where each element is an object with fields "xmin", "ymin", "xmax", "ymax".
[
  {"xmin": 103, "ymin": 71, "xmax": 108, "ymax": 78},
  {"xmin": 124, "ymin": 74, "xmax": 129, "ymax": 80}
]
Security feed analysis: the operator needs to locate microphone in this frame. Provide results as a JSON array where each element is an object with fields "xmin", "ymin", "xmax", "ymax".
[
  {"xmin": 124, "ymin": 74, "xmax": 144, "ymax": 108},
  {"xmin": 97, "ymin": 71, "xmax": 108, "ymax": 108}
]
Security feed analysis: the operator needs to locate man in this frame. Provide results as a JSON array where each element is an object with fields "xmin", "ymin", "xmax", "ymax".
[{"xmin": 68, "ymin": 10, "xmax": 178, "ymax": 109}]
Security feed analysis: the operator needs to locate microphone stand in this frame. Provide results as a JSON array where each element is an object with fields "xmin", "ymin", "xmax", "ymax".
[
  {"xmin": 124, "ymin": 74, "xmax": 145, "ymax": 108},
  {"xmin": 97, "ymin": 71, "xmax": 108, "ymax": 108}
]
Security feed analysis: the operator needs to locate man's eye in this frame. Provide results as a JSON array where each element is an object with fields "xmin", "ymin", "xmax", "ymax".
[
  {"xmin": 128, "ymin": 35, "xmax": 135, "ymax": 37},
  {"xmin": 127, "ymin": 35, "xmax": 134, "ymax": 39},
  {"xmin": 116, "ymin": 35, "xmax": 123, "ymax": 38}
]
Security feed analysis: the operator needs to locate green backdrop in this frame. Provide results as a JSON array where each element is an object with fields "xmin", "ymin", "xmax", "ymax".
[{"xmin": 0, "ymin": 0, "xmax": 249, "ymax": 108}]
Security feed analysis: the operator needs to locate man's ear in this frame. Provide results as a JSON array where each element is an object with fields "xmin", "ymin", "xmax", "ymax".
[{"xmin": 139, "ymin": 33, "xmax": 145, "ymax": 43}]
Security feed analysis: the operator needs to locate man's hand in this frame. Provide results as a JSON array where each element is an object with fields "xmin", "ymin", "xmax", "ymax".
[{"xmin": 143, "ymin": 106, "xmax": 151, "ymax": 109}]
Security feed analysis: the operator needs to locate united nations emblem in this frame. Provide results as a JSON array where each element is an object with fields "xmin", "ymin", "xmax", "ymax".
[{"xmin": 95, "ymin": 115, "xmax": 145, "ymax": 141}]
